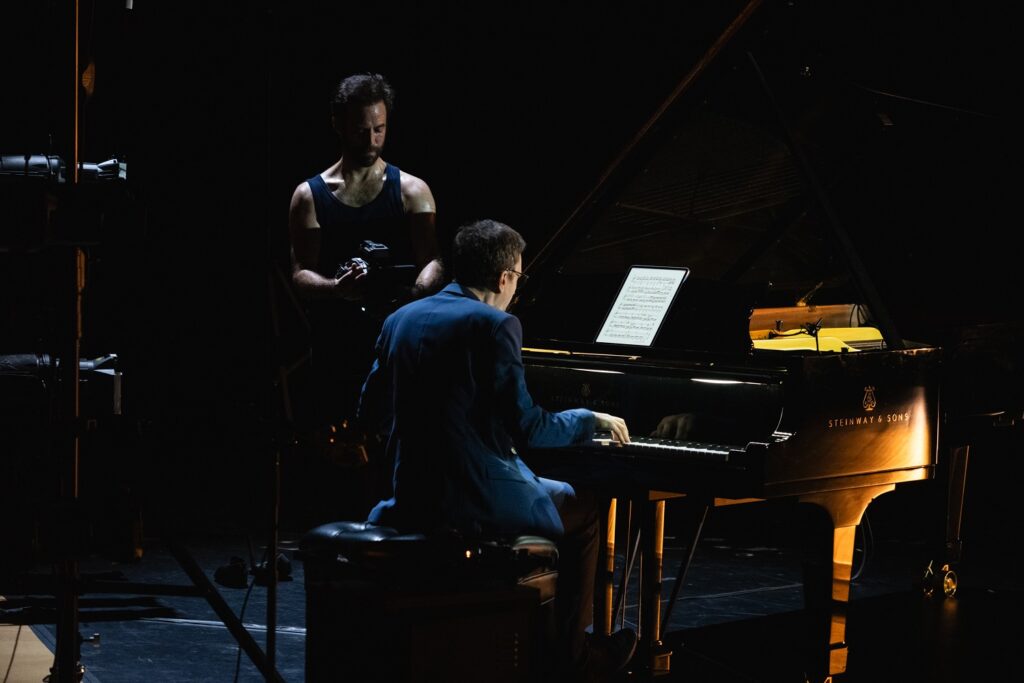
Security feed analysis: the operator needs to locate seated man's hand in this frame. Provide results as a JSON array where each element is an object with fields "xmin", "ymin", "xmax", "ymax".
[{"xmin": 594, "ymin": 412, "xmax": 630, "ymax": 444}]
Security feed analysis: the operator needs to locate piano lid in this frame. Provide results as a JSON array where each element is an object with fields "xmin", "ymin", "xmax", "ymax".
[{"xmin": 513, "ymin": 0, "xmax": 1005, "ymax": 357}]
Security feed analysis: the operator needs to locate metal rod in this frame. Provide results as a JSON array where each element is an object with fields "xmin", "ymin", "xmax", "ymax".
[
  {"xmin": 660, "ymin": 504, "xmax": 709, "ymax": 628},
  {"xmin": 164, "ymin": 537, "xmax": 287, "ymax": 683}
]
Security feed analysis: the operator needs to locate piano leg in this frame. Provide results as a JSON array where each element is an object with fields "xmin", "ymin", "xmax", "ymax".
[
  {"xmin": 598, "ymin": 485, "xmax": 910, "ymax": 679},
  {"xmin": 595, "ymin": 493, "xmax": 672, "ymax": 675},
  {"xmin": 595, "ymin": 496, "xmax": 617, "ymax": 636},
  {"xmin": 597, "ymin": 493, "xmax": 714, "ymax": 677},
  {"xmin": 799, "ymin": 484, "xmax": 895, "ymax": 683},
  {"xmin": 944, "ymin": 444, "xmax": 971, "ymax": 566},
  {"xmin": 919, "ymin": 443, "xmax": 970, "ymax": 599},
  {"xmin": 638, "ymin": 495, "xmax": 671, "ymax": 674}
]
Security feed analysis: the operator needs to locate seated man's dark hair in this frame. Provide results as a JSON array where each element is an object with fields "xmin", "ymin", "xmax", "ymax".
[
  {"xmin": 331, "ymin": 73, "xmax": 395, "ymax": 118},
  {"xmin": 452, "ymin": 219, "xmax": 526, "ymax": 289}
]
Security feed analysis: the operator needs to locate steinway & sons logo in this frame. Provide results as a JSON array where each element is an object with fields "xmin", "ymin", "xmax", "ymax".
[
  {"xmin": 863, "ymin": 385, "xmax": 877, "ymax": 411},
  {"xmin": 545, "ymin": 381, "xmax": 616, "ymax": 410},
  {"xmin": 545, "ymin": 381, "xmax": 618, "ymax": 410},
  {"xmin": 827, "ymin": 385, "xmax": 911, "ymax": 429}
]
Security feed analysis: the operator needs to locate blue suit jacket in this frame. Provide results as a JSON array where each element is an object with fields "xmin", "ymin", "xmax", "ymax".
[{"xmin": 359, "ymin": 282, "xmax": 596, "ymax": 538}]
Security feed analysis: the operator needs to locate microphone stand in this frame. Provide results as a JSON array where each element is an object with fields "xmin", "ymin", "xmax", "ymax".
[
  {"xmin": 53, "ymin": 8, "xmax": 86, "ymax": 675},
  {"xmin": 52, "ymin": 247, "xmax": 87, "ymax": 683}
]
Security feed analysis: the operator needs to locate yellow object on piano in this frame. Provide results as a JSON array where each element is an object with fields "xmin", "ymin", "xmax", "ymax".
[
  {"xmin": 753, "ymin": 335, "xmax": 854, "ymax": 352},
  {"xmin": 751, "ymin": 326, "xmax": 883, "ymax": 352},
  {"xmin": 819, "ymin": 326, "xmax": 884, "ymax": 343}
]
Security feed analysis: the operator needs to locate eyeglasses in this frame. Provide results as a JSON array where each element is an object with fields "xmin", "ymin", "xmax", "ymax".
[{"xmin": 506, "ymin": 269, "xmax": 530, "ymax": 284}]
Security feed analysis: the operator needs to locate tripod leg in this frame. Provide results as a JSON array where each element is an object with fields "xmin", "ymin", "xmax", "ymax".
[{"xmin": 163, "ymin": 535, "xmax": 287, "ymax": 683}]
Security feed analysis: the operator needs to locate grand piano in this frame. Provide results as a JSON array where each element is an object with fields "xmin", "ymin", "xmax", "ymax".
[{"xmin": 513, "ymin": 1, "xmax": 949, "ymax": 678}]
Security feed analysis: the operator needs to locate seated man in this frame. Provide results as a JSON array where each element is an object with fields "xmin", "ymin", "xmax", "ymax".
[{"xmin": 358, "ymin": 218, "xmax": 636, "ymax": 682}]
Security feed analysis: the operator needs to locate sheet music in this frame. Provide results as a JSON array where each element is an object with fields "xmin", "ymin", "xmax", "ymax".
[{"xmin": 596, "ymin": 267, "xmax": 689, "ymax": 346}]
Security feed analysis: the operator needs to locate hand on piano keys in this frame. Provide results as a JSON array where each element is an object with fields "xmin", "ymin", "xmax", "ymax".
[
  {"xmin": 591, "ymin": 432, "xmax": 733, "ymax": 462},
  {"xmin": 593, "ymin": 411, "xmax": 630, "ymax": 444}
]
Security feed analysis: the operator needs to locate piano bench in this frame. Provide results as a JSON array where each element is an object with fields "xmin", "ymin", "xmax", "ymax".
[{"xmin": 299, "ymin": 521, "xmax": 559, "ymax": 683}]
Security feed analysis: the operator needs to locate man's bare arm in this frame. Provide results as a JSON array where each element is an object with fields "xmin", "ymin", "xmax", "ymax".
[
  {"xmin": 401, "ymin": 171, "xmax": 445, "ymax": 297},
  {"xmin": 409, "ymin": 212, "xmax": 444, "ymax": 297}
]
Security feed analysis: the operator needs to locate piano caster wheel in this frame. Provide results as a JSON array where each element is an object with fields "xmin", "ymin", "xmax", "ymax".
[{"xmin": 922, "ymin": 560, "xmax": 958, "ymax": 598}]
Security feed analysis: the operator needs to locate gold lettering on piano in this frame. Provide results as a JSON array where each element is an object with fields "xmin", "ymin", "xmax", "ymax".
[
  {"xmin": 550, "ymin": 394, "xmax": 618, "ymax": 410},
  {"xmin": 827, "ymin": 411, "xmax": 912, "ymax": 429}
]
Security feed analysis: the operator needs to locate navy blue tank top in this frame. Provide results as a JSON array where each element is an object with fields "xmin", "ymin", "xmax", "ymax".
[
  {"xmin": 306, "ymin": 162, "xmax": 411, "ymax": 274},
  {"xmin": 304, "ymin": 163, "xmax": 414, "ymax": 425}
]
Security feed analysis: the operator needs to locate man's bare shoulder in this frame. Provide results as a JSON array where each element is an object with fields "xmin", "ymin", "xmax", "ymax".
[
  {"xmin": 291, "ymin": 179, "xmax": 313, "ymax": 202},
  {"xmin": 291, "ymin": 163, "xmax": 337, "ymax": 205},
  {"xmin": 399, "ymin": 170, "xmax": 436, "ymax": 214},
  {"xmin": 289, "ymin": 180, "xmax": 319, "ymax": 229}
]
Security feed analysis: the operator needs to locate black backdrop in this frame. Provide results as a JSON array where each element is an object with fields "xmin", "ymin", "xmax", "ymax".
[{"xmin": 1, "ymin": 0, "xmax": 1017, "ymax": 534}]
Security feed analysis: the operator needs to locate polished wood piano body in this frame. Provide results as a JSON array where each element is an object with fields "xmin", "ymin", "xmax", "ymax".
[
  {"xmin": 523, "ymin": 338, "xmax": 939, "ymax": 678},
  {"xmin": 526, "ymin": 342, "xmax": 938, "ymax": 501}
]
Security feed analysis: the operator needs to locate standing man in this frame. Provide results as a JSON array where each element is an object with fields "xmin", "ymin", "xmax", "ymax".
[
  {"xmin": 288, "ymin": 72, "xmax": 443, "ymax": 519},
  {"xmin": 358, "ymin": 219, "xmax": 637, "ymax": 682},
  {"xmin": 288, "ymin": 73, "xmax": 443, "ymax": 426},
  {"xmin": 289, "ymin": 72, "xmax": 442, "ymax": 305}
]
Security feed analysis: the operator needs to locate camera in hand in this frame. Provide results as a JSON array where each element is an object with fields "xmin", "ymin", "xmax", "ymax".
[
  {"xmin": 336, "ymin": 240, "xmax": 416, "ymax": 317},
  {"xmin": 335, "ymin": 240, "xmax": 391, "ymax": 278}
]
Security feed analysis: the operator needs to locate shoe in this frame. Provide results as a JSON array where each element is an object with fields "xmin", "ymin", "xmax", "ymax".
[{"xmin": 580, "ymin": 628, "xmax": 638, "ymax": 682}]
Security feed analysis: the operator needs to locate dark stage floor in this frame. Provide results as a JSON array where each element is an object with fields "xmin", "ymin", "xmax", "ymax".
[
  {"xmin": 4, "ymin": 505, "xmax": 1015, "ymax": 679},
  {"xmin": 2, "ymin": 425, "xmax": 1020, "ymax": 683}
]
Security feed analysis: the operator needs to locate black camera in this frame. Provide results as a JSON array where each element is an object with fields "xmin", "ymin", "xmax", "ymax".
[
  {"xmin": 335, "ymin": 240, "xmax": 417, "ymax": 317},
  {"xmin": 335, "ymin": 240, "xmax": 391, "ymax": 278}
]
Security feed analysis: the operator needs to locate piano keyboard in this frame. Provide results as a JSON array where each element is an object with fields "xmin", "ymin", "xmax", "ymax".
[{"xmin": 591, "ymin": 433, "xmax": 733, "ymax": 462}]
